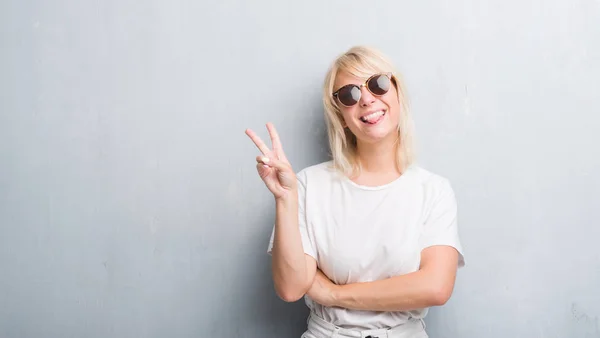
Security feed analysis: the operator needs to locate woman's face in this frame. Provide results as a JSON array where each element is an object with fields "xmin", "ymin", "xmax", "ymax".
[{"xmin": 333, "ymin": 71, "xmax": 401, "ymax": 146}]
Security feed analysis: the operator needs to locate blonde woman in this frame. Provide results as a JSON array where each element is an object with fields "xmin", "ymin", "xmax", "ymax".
[{"xmin": 246, "ymin": 46, "xmax": 465, "ymax": 338}]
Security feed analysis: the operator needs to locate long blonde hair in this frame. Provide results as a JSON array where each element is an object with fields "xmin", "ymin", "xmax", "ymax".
[{"xmin": 322, "ymin": 46, "xmax": 416, "ymax": 177}]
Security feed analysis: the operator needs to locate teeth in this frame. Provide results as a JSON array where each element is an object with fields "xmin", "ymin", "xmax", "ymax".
[{"xmin": 360, "ymin": 110, "xmax": 385, "ymax": 122}]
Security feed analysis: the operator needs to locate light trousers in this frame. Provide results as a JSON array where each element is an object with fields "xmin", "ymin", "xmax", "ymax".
[{"xmin": 301, "ymin": 312, "xmax": 428, "ymax": 338}]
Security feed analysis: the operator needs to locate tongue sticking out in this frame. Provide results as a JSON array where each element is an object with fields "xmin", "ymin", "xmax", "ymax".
[{"xmin": 360, "ymin": 111, "xmax": 385, "ymax": 124}]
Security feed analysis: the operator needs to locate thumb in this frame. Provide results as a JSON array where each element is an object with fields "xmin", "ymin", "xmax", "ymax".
[{"xmin": 256, "ymin": 155, "xmax": 292, "ymax": 173}]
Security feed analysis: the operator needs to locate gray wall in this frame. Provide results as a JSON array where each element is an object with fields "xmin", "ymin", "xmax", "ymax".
[{"xmin": 1, "ymin": 1, "xmax": 599, "ymax": 337}]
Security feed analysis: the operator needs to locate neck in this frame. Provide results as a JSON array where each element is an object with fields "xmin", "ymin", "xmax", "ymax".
[{"xmin": 355, "ymin": 135, "xmax": 399, "ymax": 175}]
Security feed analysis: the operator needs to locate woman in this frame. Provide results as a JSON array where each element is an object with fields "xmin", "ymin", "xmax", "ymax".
[{"xmin": 245, "ymin": 46, "xmax": 465, "ymax": 338}]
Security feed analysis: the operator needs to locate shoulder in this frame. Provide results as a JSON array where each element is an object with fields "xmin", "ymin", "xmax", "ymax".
[
  {"xmin": 296, "ymin": 160, "xmax": 337, "ymax": 185},
  {"xmin": 405, "ymin": 165, "xmax": 455, "ymax": 198}
]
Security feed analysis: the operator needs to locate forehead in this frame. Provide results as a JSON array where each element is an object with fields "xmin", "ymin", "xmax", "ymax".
[{"xmin": 333, "ymin": 71, "xmax": 368, "ymax": 90}]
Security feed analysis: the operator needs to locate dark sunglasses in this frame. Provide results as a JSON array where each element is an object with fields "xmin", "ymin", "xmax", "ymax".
[{"xmin": 332, "ymin": 73, "xmax": 394, "ymax": 107}]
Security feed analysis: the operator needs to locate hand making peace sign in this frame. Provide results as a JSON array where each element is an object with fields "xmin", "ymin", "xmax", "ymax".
[{"xmin": 245, "ymin": 123, "xmax": 297, "ymax": 200}]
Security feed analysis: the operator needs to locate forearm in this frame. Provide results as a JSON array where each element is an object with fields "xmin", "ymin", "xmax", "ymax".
[
  {"xmin": 333, "ymin": 270, "xmax": 451, "ymax": 312},
  {"xmin": 271, "ymin": 195, "xmax": 314, "ymax": 301}
]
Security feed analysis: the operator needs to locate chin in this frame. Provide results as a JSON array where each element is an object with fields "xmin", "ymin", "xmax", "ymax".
[
  {"xmin": 359, "ymin": 121, "xmax": 398, "ymax": 141},
  {"xmin": 356, "ymin": 129, "xmax": 397, "ymax": 145}
]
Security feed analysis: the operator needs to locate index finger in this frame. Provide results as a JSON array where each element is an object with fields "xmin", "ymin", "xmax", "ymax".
[{"xmin": 245, "ymin": 128, "xmax": 272, "ymax": 156}]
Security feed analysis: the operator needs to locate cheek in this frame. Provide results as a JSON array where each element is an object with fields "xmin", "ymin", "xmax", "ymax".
[
  {"xmin": 340, "ymin": 108, "xmax": 357, "ymax": 124},
  {"xmin": 383, "ymin": 95, "xmax": 401, "ymax": 117}
]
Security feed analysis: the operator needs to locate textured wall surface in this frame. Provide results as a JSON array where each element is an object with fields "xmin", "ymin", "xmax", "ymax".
[{"xmin": 1, "ymin": 1, "xmax": 599, "ymax": 337}]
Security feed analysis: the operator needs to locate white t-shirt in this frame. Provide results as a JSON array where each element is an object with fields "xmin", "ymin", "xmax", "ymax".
[{"xmin": 267, "ymin": 161, "xmax": 465, "ymax": 330}]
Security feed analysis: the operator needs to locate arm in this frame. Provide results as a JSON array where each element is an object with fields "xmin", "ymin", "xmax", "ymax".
[
  {"xmin": 271, "ymin": 195, "xmax": 317, "ymax": 302},
  {"xmin": 330, "ymin": 245, "xmax": 459, "ymax": 311},
  {"xmin": 245, "ymin": 123, "xmax": 317, "ymax": 303}
]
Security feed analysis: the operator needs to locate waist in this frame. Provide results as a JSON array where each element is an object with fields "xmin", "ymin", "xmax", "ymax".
[{"xmin": 307, "ymin": 311, "xmax": 427, "ymax": 338}]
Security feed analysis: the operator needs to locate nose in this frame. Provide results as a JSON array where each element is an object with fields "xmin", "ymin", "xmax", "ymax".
[{"xmin": 359, "ymin": 85, "xmax": 375, "ymax": 107}]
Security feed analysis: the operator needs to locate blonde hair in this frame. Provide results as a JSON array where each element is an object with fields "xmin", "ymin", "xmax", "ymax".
[{"xmin": 322, "ymin": 45, "xmax": 416, "ymax": 177}]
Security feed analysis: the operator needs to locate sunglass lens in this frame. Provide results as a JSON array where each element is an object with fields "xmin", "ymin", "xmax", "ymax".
[
  {"xmin": 368, "ymin": 74, "xmax": 391, "ymax": 95},
  {"xmin": 338, "ymin": 85, "xmax": 361, "ymax": 106}
]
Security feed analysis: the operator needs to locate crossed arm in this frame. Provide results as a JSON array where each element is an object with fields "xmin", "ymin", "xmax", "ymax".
[
  {"xmin": 273, "ymin": 226, "xmax": 460, "ymax": 311},
  {"xmin": 273, "ymin": 243, "xmax": 460, "ymax": 312},
  {"xmin": 272, "ymin": 201, "xmax": 461, "ymax": 311},
  {"xmin": 298, "ymin": 245, "xmax": 460, "ymax": 312}
]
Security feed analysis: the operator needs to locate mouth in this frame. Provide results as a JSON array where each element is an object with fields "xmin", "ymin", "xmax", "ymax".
[{"xmin": 359, "ymin": 110, "xmax": 386, "ymax": 125}]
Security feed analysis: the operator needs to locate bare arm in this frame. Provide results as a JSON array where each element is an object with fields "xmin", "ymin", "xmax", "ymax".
[
  {"xmin": 333, "ymin": 246, "xmax": 459, "ymax": 311},
  {"xmin": 308, "ymin": 245, "xmax": 459, "ymax": 311},
  {"xmin": 245, "ymin": 123, "xmax": 317, "ymax": 302},
  {"xmin": 271, "ymin": 195, "xmax": 317, "ymax": 302}
]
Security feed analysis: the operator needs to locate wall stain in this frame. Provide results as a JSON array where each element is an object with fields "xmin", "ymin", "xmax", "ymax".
[{"xmin": 571, "ymin": 302, "xmax": 600, "ymax": 336}]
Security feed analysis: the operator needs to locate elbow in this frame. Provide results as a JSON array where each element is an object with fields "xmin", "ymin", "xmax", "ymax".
[
  {"xmin": 279, "ymin": 292, "xmax": 305, "ymax": 303},
  {"xmin": 428, "ymin": 284, "xmax": 454, "ymax": 306},
  {"xmin": 275, "ymin": 288, "xmax": 306, "ymax": 303},
  {"xmin": 273, "ymin": 280, "xmax": 309, "ymax": 303}
]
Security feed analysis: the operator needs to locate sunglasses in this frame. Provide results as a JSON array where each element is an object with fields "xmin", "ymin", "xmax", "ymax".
[{"xmin": 332, "ymin": 73, "xmax": 394, "ymax": 107}]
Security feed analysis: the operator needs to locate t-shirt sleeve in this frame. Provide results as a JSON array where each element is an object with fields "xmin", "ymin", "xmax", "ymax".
[
  {"xmin": 418, "ymin": 178, "xmax": 465, "ymax": 268},
  {"xmin": 266, "ymin": 170, "xmax": 317, "ymax": 260}
]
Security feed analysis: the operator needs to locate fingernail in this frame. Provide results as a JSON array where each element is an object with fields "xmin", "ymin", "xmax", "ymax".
[{"xmin": 262, "ymin": 157, "xmax": 270, "ymax": 163}]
